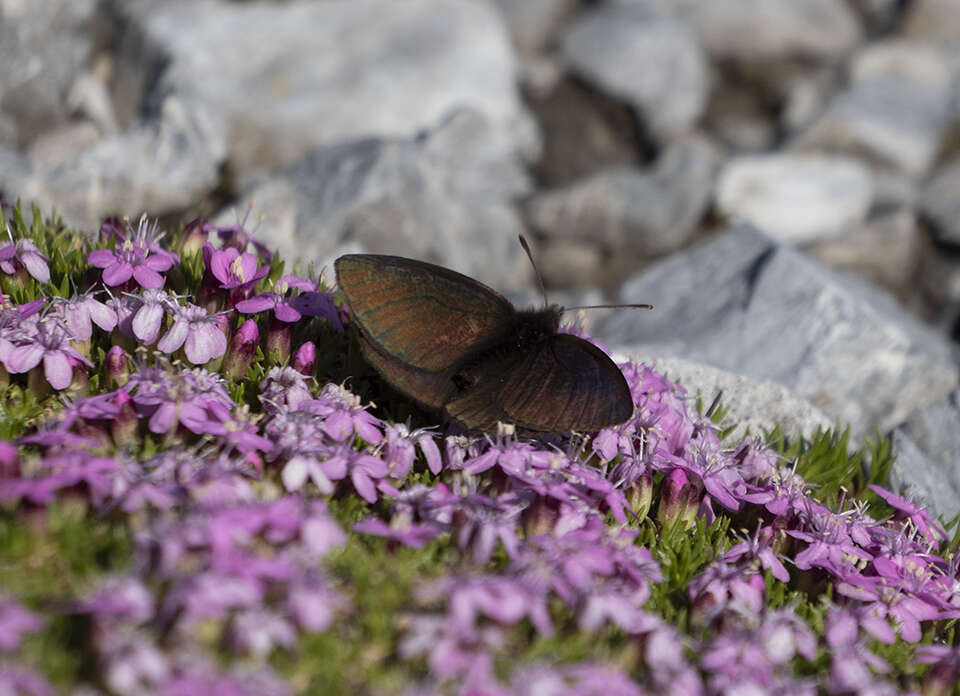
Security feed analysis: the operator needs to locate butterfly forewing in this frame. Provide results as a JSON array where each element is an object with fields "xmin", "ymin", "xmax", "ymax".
[
  {"xmin": 497, "ymin": 334, "xmax": 633, "ymax": 431},
  {"xmin": 358, "ymin": 335, "xmax": 456, "ymax": 409},
  {"xmin": 336, "ymin": 254, "xmax": 515, "ymax": 372}
]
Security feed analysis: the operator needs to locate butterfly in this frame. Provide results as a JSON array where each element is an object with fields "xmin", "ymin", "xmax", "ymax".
[{"xmin": 335, "ymin": 251, "xmax": 641, "ymax": 433}]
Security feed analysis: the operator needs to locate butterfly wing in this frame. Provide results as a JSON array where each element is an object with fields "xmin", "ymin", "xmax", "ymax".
[
  {"xmin": 336, "ymin": 254, "xmax": 516, "ymax": 372},
  {"xmin": 358, "ymin": 335, "xmax": 456, "ymax": 409},
  {"xmin": 495, "ymin": 333, "xmax": 633, "ymax": 431}
]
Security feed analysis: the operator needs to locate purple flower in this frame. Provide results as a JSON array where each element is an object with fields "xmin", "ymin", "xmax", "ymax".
[
  {"xmin": 0, "ymin": 598, "xmax": 43, "ymax": 652},
  {"xmin": 291, "ymin": 341, "xmax": 316, "ymax": 376},
  {"xmin": 204, "ymin": 243, "xmax": 269, "ymax": 292},
  {"xmin": 353, "ymin": 516, "xmax": 445, "ymax": 549},
  {"xmin": 235, "ymin": 274, "xmax": 315, "ymax": 323},
  {"xmin": 382, "ymin": 423, "xmax": 442, "ymax": 478},
  {"xmin": 209, "ymin": 218, "xmax": 273, "ymax": 261},
  {"xmin": 260, "ymin": 366, "xmax": 312, "ymax": 412},
  {"xmin": 131, "ymin": 288, "xmax": 175, "ymax": 344},
  {"xmin": 156, "ymin": 303, "xmax": 228, "ymax": 364},
  {"xmin": 869, "ymin": 484, "xmax": 947, "ymax": 546},
  {"xmin": 4, "ymin": 316, "xmax": 92, "ymax": 389},
  {"xmin": 88, "ymin": 217, "xmax": 178, "ymax": 289},
  {"xmin": 50, "ymin": 291, "xmax": 117, "ymax": 342},
  {"xmin": 0, "ymin": 238, "xmax": 50, "ymax": 283},
  {"xmin": 0, "ymin": 666, "xmax": 53, "ymax": 696},
  {"xmin": 76, "ymin": 576, "xmax": 154, "ymax": 624}
]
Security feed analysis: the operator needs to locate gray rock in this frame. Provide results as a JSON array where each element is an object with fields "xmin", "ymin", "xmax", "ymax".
[
  {"xmin": 622, "ymin": 356, "xmax": 836, "ymax": 444},
  {"xmin": 489, "ymin": 0, "xmax": 578, "ymax": 55},
  {"xmin": 595, "ymin": 225, "xmax": 959, "ymax": 440},
  {"xmin": 525, "ymin": 136, "xmax": 717, "ymax": 254},
  {"xmin": 129, "ymin": 0, "xmax": 534, "ymax": 181},
  {"xmin": 715, "ymin": 154, "xmax": 874, "ymax": 244},
  {"xmin": 792, "ymin": 40, "xmax": 954, "ymax": 176},
  {"xmin": 0, "ymin": 0, "xmax": 97, "ymax": 146},
  {"xmin": 808, "ymin": 208, "xmax": 922, "ymax": 303},
  {"xmin": 675, "ymin": 0, "xmax": 862, "ymax": 63},
  {"xmin": 561, "ymin": 2, "xmax": 708, "ymax": 139},
  {"xmin": 218, "ymin": 109, "xmax": 533, "ymax": 293},
  {"xmin": 891, "ymin": 393, "xmax": 960, "ymax": 520},
  {"xmin": 920, "ymin": 157, "xmax": 960, "ymax": 246},
  {"xmin": 1, "ymin": 96, "xmax": 227, "ymax": 227},
  {"xmin": 903, "ymin": 0, "xmax": 960, "ymax": 43}
]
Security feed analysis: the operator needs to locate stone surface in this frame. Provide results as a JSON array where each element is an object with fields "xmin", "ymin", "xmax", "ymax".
[
  {"xmin": 890, "ymin": 392, "xmax": 960, "ymax": 520},
  {"xmin": 676, "ymin": 0, "xmax": 862, "ymax": 63},
  {"xmin": 715, "ymin": 154, "xmax": 873, "ymax": 244},
  {"xmin": 561, "ymin": 2, "xmax": 708, "ymax": 139},
  {"xmin": 594, "ymin": 225, "xmax": 959, "ymax": 440},
  {"xmin": 0, "ymin": 0, "xmax": 97, "ymax": 146},
  {"xmin": 130, "ymin": 0, "xmax": 535, "ymax": 181},
  {"xmin": 217, "ymin": 109, "xmax": 533, "ymax": 293},
  {"xmin": 903, "ymin": 0, "xmax": 960, "ymax": 42},
  {"xmin": 525, "ymin": 77, "xmax": 651, "ymax": 188},
  {"xmin": 808, "ymin": 208, "xmax": 922, "ymax": 302},
  {"xmin": 489, "ymin": 0, "xmax": 579, "ymax": 55},
  {"xmin": 920, "ymin": 157, "xmax": 960, "ymax": 246},
  {"xmin": 792, "ymin": 40, "xmax": 953, "ymax": 176},
  {"xmin": 1, "ymin": 96, "xmax": 227, "ymax": 227},
  {"xmin": 626, "ymin": 356, "xmax": 836, "ymax": 444},
  {"xmin": 525, "ymin": 136, "xmax": 717, "ymax": 254}
]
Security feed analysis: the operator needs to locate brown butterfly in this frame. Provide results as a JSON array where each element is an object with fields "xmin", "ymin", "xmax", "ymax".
[{"xmin": 335, "ymin": 246, "xmax": 647, "ymax": 433}]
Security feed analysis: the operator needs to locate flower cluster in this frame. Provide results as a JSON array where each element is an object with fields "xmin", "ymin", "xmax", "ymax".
[{"xmin": 2, "ymin": 209, "xmax": 958, "ymax": 695}]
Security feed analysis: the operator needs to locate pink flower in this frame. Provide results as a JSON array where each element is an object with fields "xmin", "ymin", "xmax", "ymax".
[
  {"xmin": 204, "ymin": 243, "xmax": 269, "ymax": 292},
  {"xmin": 156, "ymin": 303, "xmax": 228, "ymax": 364},
  {"xmin": 0, "ymin": 238, "xmax": 50, "ymax": 283},
  {"xmin": 88, "ymin": 218, "xmax": 178, "ymax": 289},
  {"xmin": 3, "ymin": 317, "xmax": 92, "ymax": 389}
]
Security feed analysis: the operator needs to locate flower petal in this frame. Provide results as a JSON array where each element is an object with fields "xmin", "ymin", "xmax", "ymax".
[
  {"xmin": 88, "ymin": 249, "xmax": 118, "ymax": 268},
  {"xmin": 43, "ymin": 351, "xmax": 73, "ymax": 390},
  {"xmin": 103, "ymin": 262, "xmax": 134, "ymax": 286},
  {"xmin": 19, "ymin": 252, "xmax": 50, "ymax": 283},
  {"xmin": 132, "ymin": 265, "xmax": 163, "ymax": 289},
  {"xmin": 157, "ymin": 319, "xmax": 189, "ymax": 354},
  {"xmin": 5, "ymin": 344, "xmax": 44, "ymax": 373},
  {"xmin": 132, "ymin": 303, "xmax": 165, "ymax": 344}
]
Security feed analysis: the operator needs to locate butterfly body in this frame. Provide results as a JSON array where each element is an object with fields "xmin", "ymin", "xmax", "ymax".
[{"xmin": 335, "ymin": 253, "xmax": 633, "ymax": 433}]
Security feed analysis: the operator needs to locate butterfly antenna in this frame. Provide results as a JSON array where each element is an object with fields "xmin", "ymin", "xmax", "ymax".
[
  {"xmin": 518, "ymin": 234, "xmax": 549, "ymax": 307},
  {"xmin": 565, "ymin": 303, "xmax": 653, "ymax": 311}
]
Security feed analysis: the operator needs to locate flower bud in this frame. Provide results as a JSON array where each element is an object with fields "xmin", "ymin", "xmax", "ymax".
[
  {"xmin": 111, "ymin": 390, "xmax": 138, "ymax": 447},
  {"xmin": 105, "ymin": 345, "xmax": 130, "ymax": 388},
  {"xmin": 177, "ymin": 217, "xmax": 209, "ymax": 257},
  {"xmin": 292, "ymin": 341, "xmax": 316, "ymax": 376},
  {"xmin": 656, "ymin": 468, "xmax": 700, "ymax": 530},
  {"xmin": 223, "ymin": 318, "xmax": 259, "ymax": 379},
  {"xmin": 265, "ymin": 319, "xmax": 291, "ymax": 365},
  {"xmin": 626, "ymin": 470, "xmax": 654, "ymax": 521}
]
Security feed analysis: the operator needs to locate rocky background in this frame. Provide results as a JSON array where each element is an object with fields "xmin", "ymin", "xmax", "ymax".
[{"xmin": 2, "ymin": 0, "xmax": 960, "ymax": 516}]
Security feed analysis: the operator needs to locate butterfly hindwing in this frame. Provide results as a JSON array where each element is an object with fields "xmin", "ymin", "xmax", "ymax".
[
  {"xmin": 336, "ymin": 254, "xmax": 516, "ymax": 372},
  {"xmin": 497, "ymin": 334, "xmax": 633, "ymax": 431}
]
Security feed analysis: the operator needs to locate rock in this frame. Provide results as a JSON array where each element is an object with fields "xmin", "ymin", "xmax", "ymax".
[
  {"xmin": 792, "ymin": 40, "xmax": 953, "ymax": 176},
  {"xmin": 489, "ymin": 0, "xmax": 578, "ymax": 55},
  {"xmin": 127, "ymin": 0, "xmax": 534, "ymax": 181},
  {"xmin": 628, "ymin": 356, "xmax": 836, "ymax": 444},
  {"xmin": 807, "ymin": 208, "xmax": 922, "ymax": 302},
  {"xmin": 891, "ymin": 392, "xmax": 960, "ymax": 520},
  {"xmin": 525, "ymin": 76, "xmax": 651, "ymax": 188},
  {"xmin": 1, "ymin": 96, "xmax": 227, "ymax": 228},
  {"xmin": 26, "ymin": 121, "xmax": 101, "ymax": 171},
  {"xmin": 920, "ymin": 157, "xmax": 960, "ymax": 246},
  {"xmin": 526, "ymin": 136, "xmax": 717, "ymax": 251},
  {"xmin": 561, "ymin": 1, "xmax": 708, "ymax": 139},
  {"xmin": 217, "ymin": 109, "xmax": 533, "ymax": 293},
  {"xmin": 715, "ymin": 154, "xmax": 873, "ymax": 244},
  {"xmin": 903, "ymin": 0, "xmax": 960, "ymax": 43},
  {"xmin": 594, "ymin": 225, "xmax": 959, "ymax": 440},
  {"xmin": 0, "ymin": 0, "xmax": 98, "ymax": 146},
  {"xmin": 676, "ymin": 0, "xmax": 862, "ymax": 63}
]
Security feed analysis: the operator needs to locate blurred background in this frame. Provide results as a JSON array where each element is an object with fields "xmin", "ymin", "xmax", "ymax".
[{"xmin": 3, "ymin": 0, "xmax": 960, "ymax": 509}]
